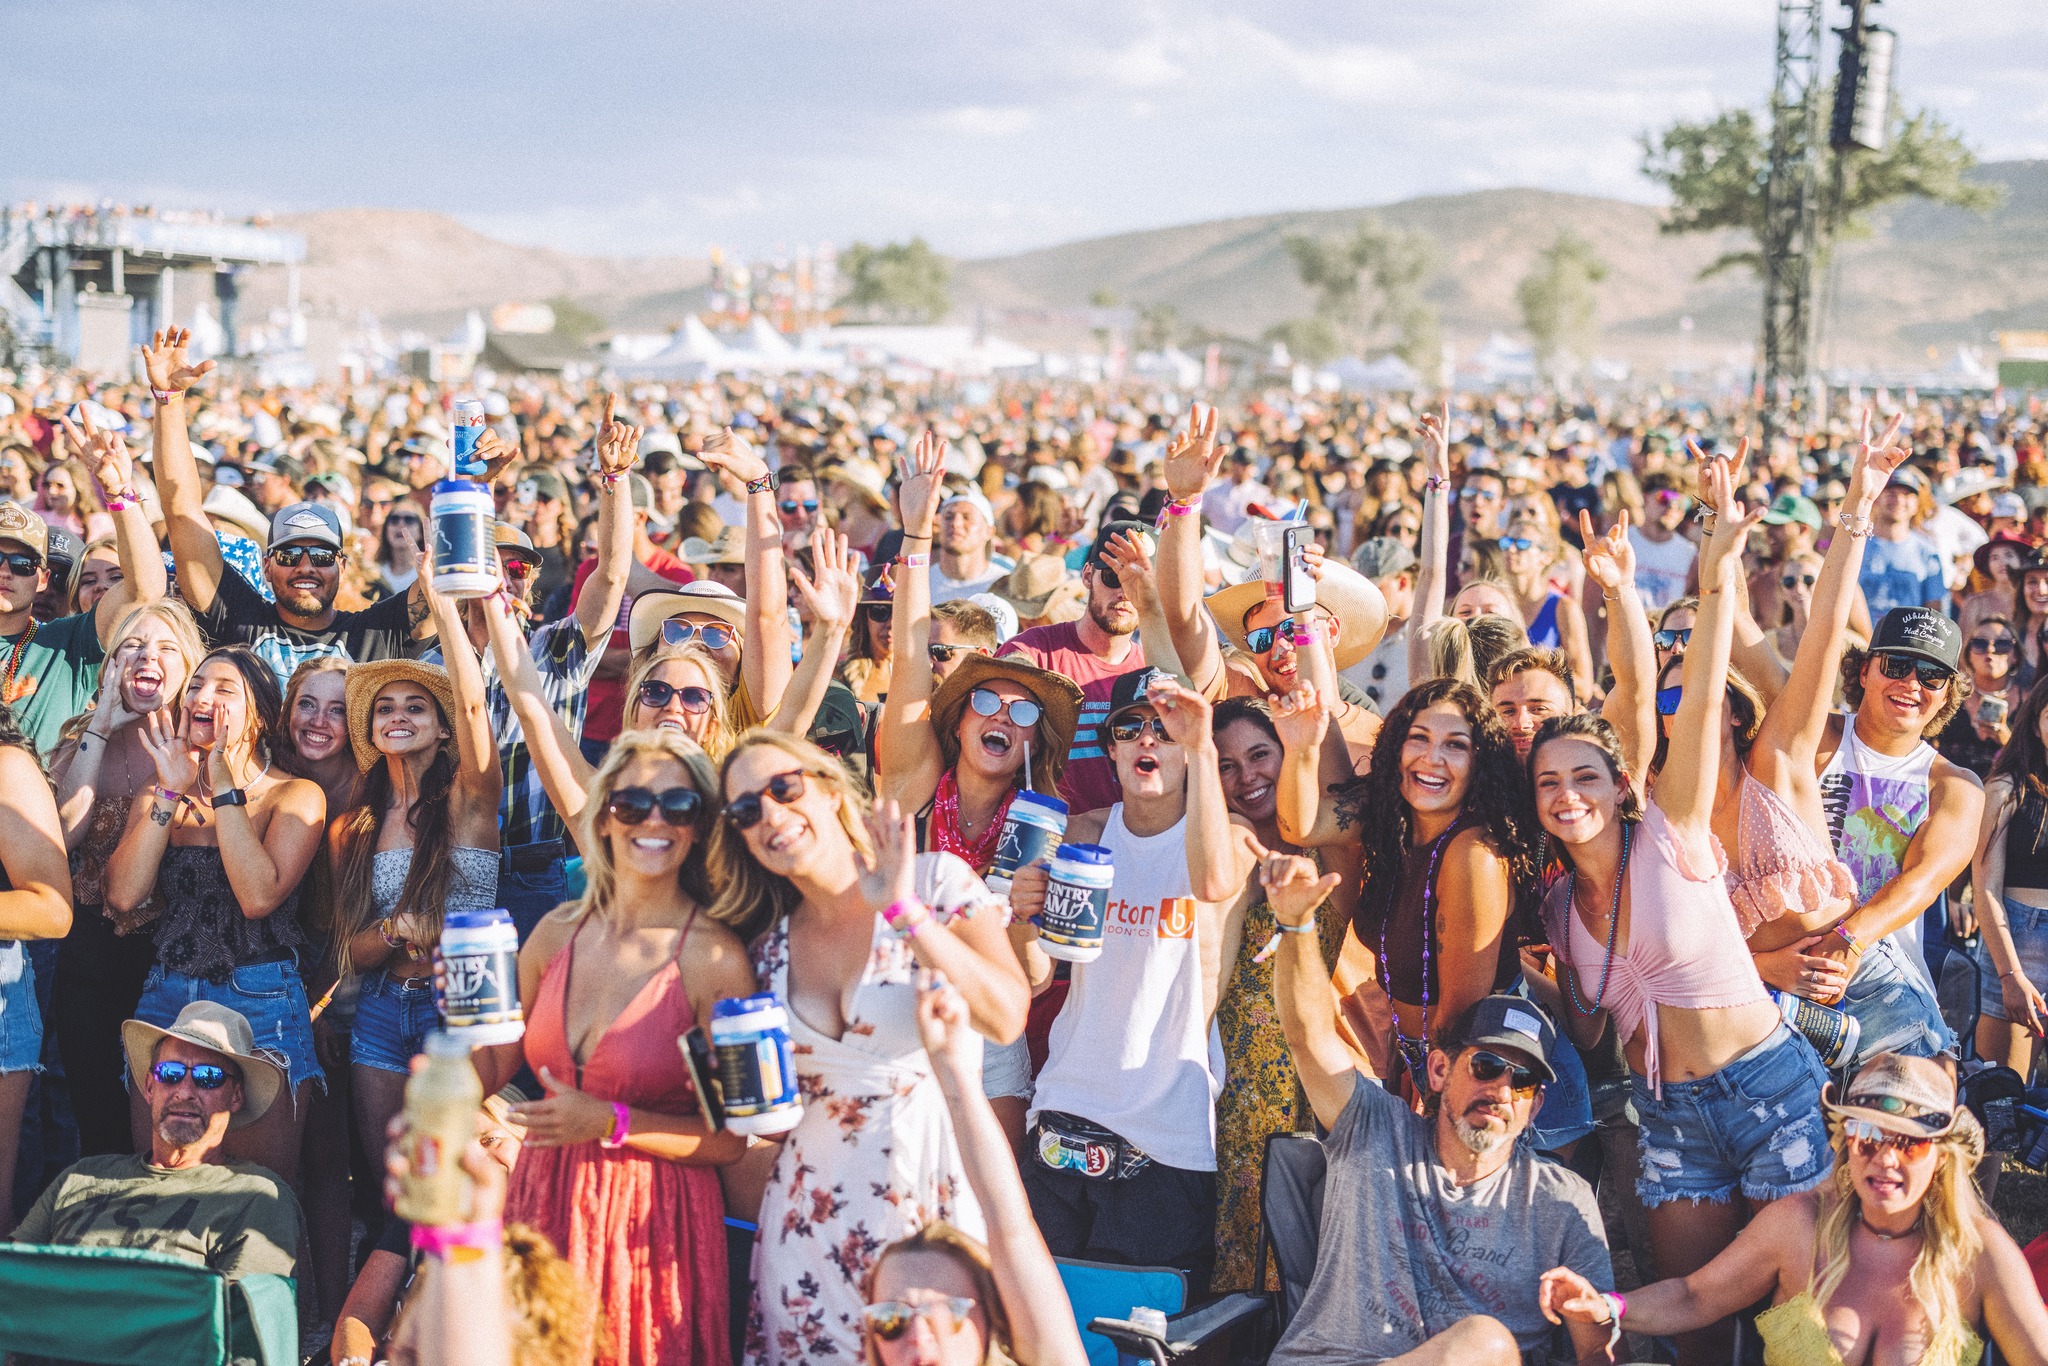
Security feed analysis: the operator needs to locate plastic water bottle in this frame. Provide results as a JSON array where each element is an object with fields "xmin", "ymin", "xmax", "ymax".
[
  {"xmin": 395, "ymin": 1031, "xmax": 482, "ymax": 1226},
  {"xmin": 451, "ymin": 396, "xmax": 486, "ymax": 477}
]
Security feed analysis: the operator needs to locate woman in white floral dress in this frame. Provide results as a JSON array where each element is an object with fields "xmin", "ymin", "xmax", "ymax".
[{"xmin": 709, "ymin": 733, "xmax": 1032, "ymax": 1364}]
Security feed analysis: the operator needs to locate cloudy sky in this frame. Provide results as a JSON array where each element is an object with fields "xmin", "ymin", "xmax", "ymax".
[{"xmin": 7, "ymin": 1, "xmax": 2044, "ymax": 260}]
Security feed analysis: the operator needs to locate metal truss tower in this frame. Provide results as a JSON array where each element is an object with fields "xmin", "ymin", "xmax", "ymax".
[{"xmin": 1759, "ymin": 0, "xmax": 1827, "ymax": 444}]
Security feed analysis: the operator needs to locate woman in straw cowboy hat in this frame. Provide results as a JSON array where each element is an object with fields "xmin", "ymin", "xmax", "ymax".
[
  {"xmin": 1540, "ymin": 1053, "xmax": 2048, "ymax": 1366},
  {"xmin": 329, "ymin": 581, "xmax": 500, "ymax": 1172}
]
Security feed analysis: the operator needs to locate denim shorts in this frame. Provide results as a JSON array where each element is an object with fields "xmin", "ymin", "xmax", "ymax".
[
  {"xmin": 351, "ymin": 970, "xmax": 440, "ymax": 1075},
  {"xmin": 1972, "ymin": 900, "xmax": 2048, "ymax": 1024},
  {"xmin": 136, "ymin": 958, "xmax": 324, "ymax": 1096},
  {"xmin": 1840, "ymin": 934, "xmax": 1955, "ymax": 1062},
  {"xmin": 0, "ymin": 939, "xmax": 41, "ymax": 1074},
  {"xmin": 1632, "ymin": 1024, "xmax": 1832, "ymax": 1208},
  {"xmin": 981, "ymin": 1035, "xmax": 1034, "ymax": 1102},
  {"xmin": 1513, "ymin": 986, "xmax": 1595, "ymax": 1153}
]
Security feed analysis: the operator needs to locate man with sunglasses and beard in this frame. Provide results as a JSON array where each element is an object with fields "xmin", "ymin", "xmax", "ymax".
[
  {"xmin": 11, "ymin": 1001, "xmax": 299, "ymax": 1279},
  {"xmin": 1269, "ymin": 911, "xmax": 1613, "ymax": 1366}
]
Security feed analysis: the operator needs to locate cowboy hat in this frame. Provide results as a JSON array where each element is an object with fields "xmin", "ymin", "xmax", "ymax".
[
  {"xmin": 992, "ymin": 554, "xmax": 1078, "ymax": 619},
  {"xmin": 930, "ymin": 653, "xmax": 1084, "ymax": 778},
  {"xmin": 819, "ymin": 461, "xmax": 891, "ymax": 512},
  {"xmin": 680, "ymin": 527, "xmax": 745, "ymax": 566},
  {"xmin": 1204, "ymin": 558, "xmax": 1388, "ymax": 671},
  {"xmin": 629, "ymin": 582, "xmax": 748, "ymax": 653},
  {"xmin": 1822, "ymin": 1052, "xmax": 1959, "ymax": 1139},
  {"xmin": 345, "ymin": 659, "xmax": 456, "ymax": 771},
  {"xmin": 202, "ymin": 485, "xmax": 271, "ymax": 543},
  {"xmin": 123, "ymin": 1001, "xmax": 286, "ymax": 1129}
]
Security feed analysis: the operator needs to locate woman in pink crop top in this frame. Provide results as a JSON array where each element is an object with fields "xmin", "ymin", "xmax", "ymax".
[{"xmin": 1526, "ymin": 452, "xmax": 1831, "ymax": 1366}]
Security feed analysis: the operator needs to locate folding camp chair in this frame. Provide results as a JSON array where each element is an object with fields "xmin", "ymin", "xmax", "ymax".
[
  {"xmin": 0, "ymin": 1242, "xmax": 297, "ymax": 1366},
  {"xmin": 1251, "ymin": 1130, "xmax": 1327, "ymax": 1337},
  {"xmin": 1056, "ymin": 1257, "xmax": 1268, "ymax": 1366}
]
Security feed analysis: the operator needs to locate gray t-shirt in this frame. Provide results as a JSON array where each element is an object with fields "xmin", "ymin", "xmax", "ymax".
[{"xmin": 1271, "ymin": 1079, "xmax": 1612, "ymax": 1365}]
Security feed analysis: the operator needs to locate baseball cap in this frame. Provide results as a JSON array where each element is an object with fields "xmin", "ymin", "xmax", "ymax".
[
  {"xmin": 1993, "ymin": 491, "xmax": 2029, "ymax": 521},
  {"xmin": 518, "ymin": 468, "xmax": 569, "ymax": 504},
  {"xmin": 0, "ymin": 501, "xmax": 50, "ymax": 560},
  {"xmin": 1869, "ymin": 607, "xmax": 1963, "ymax": 673},
  {"xmin": 493, "ymin": 521, "xmax": 541, "ymax": 567},
  {"xmin": 1890, "ymin": 467, "xmax": 1930, "ymax": 494},
  {"xmin": 1822, "ymin": 1052, "xmax": 1958, "ymax": 1138},
  {"xmin": 1759, "ymin": 493, "xmax": 1822, "ymax": 530},
  {"xmin": 1088, "ymin": 519, "xmax": 1156, "ymax": 569},
  {"xmin": 1444, "ymin": 995, "xmax": 1558, "ymax": 1082},
  {"xmin": 1351, "ymin": 537, "xmax": 1418, "ymax": 580},
  {"xmin": 269, "ymin": 501, "xmax": 345, "ymax": 551},
  {"xmin": 43, "ymin": 527, "xmax": 81, "ymax": 578},
  {"xmin": 1105, "ymin": 666, "xmax": 1172, "ymax": 726}
]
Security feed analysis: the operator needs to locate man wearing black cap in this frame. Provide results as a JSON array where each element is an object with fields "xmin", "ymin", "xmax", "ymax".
[
  {"xmin": 1812, "ymin": 606, "xmax": 1984, "ymax": 1065},
  {"xmin": 1267, "ymin": 853, "xmax": 1612, "ymax": 1366},
  {"xmin": 997, "ymin": 518, "xmax": 1156, "ymax": 811}
]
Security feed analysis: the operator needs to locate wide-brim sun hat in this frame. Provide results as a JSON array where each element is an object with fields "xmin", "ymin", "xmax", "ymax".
[
  {"xmin": 345, "ymin": 659, "xmax": 456, "ymax": 772},
  {"xmin": 1821, "ymin": 1051, "xmax": 1959, "ymax": 1139},
  {"xmin": 930, "ymin": 653, "xmax": 1083, "ymax": 763},
  {"xmin": 992, "ymin": 554, "xmax": 1076, "ymax": 619},
  {"xmin": 628, "ymin": 582, "xmax": 749, "ymax": 652},
  {"xmin": 122, "ymin": 1001, "xmax": 286, "ymax": 1130},
  {"xmin": 1204, "ymin": 558, "xmax": 1389, "ymax": 671}
]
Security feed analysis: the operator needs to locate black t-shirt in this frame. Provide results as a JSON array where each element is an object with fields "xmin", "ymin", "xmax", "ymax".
[
  {"xmin": 197, "ymin": 562, "xmax": 418, "ymax": 689},
  {"xmin": 530, "ymin": 543, "xmax": 572, "ymax": 622}
]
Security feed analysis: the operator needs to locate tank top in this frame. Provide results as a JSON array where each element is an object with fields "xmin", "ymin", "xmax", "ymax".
[
  {"xmin": 2004, "ymin": 782, "xmax": 2048, "ymax": 893},
  {"xmin": 1818, "ymin": 717, "xmax": 1940, "ymax": 994},
  {"xmin": 1354, "ymin": 818, "xmax": 1516, "ymax": 1006},
  {"xmin": 1528, "ymin": 593, "xmax": 1564, "ymax": 649},
  {"xmin": 1029, "ymin": 806, "xmax": 1224, "ymax": 1171}
]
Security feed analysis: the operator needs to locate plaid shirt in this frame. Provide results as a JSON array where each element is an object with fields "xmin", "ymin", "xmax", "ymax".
[{"xmin": 426, "ymin": 617, "xmax": 601, "ymax": 849}]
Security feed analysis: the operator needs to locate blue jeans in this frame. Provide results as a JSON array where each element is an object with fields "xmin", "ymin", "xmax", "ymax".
[
  {"xmin": 137, "ymin": 958, "xmax": 324, "ymax": 1096},
  {"xmin": 1841, "ymin": 935, "xmax": 1955, "ymax": 1063},
  {"xmin": 0, "ymin": 940, "xmax": 39, "ymax": 1074},
  {"xmin": 1632, "ymin": 1024, "xmax": 1831, "ymax": 1208},
  {"xmin": 499, "ymin": 844, "xmax": 568, "ymax": 945},
  {"xmin": 1508, "ymin": 984, "xmax": 1595, "ymax": 1152},
  {"xmin": 351, "ymin": 970, "xmax": 440, "ymax": 1075}
]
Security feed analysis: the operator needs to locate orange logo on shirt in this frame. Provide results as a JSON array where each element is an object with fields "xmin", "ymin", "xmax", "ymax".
[{"xmin": 1157, "ymin": 897, "xmax": 1197, "ymax": 940}]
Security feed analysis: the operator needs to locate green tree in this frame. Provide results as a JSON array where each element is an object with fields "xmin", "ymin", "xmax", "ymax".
[
  {"xmin": 1135, "ymin": 302, "xmax": 1181, "ymax": 352},
  {"xmin": 545, "ymin": 295, "xmax": 606, "ymax": 343},
  {"xmin": 1261, "ymin": 317, "xmax": 1343, "ymax": 366},
  {"xmin": 1516, "ymin": 231, "xmax": 1609, "ymax": 385},
  {"xmin": 1641, "ymin": 103, "xmax": 2002, "ymax": 278},
  {"xmin": 838, "ymin": 238, "xmax": 952, "ymax": 323},
  {"xmin": 1282, "ymin": 217, "xmax": 1441, "ymax": 370}
]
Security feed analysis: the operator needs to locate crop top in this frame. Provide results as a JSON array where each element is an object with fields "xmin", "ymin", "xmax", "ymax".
[
  {"xmin": 1723, "ymin": 768, "xmax": 1856, "ymax": 938},
  {"xmin": 2003, "ymin": 783, "xmax": 2048, "ymax": 894}
]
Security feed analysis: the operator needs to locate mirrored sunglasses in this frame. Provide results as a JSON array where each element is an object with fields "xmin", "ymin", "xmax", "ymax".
[
  {"xmin": 151, "ymin": 1059, "xmax": 233, "ymax": 1090},
  {"xmin": 661, "ymin": 619, "xmax": 738, "ymax": 652},
  {"xmin": 969, "ymin": 687, "xmax": 1042, "ymax": 728}
]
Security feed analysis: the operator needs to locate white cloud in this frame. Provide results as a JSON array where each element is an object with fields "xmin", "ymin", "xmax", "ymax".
[{"xmin": 932, "ymin": 106, "xmax": 1038, "ymax": 137}]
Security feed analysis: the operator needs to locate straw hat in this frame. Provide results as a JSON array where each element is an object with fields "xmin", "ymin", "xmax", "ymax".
[
  {"xmin": 345, "ymin": 659, "xmax": 456, "ymax": 771},
  {"xmin": 819, "ymin": 460, "xmax": 891, "ymax": 512},
  {"xmin": 122, "ymin": 1001, "xmax": 286, "ymax": 1129},
  {"xmin": 992, "ymin": 554, "xmax": 1078, "ymax": 619},
  {"xmin": 1203, "ymin": 559, "xmax": 1388, "ymax": 670},
  {"xmin": 930, "ymin": 653, "xmax": 1083, "ymax": 769},
  {"xmin": 628, "ymin": 582, "xmax": 748, "ymax": 652}
]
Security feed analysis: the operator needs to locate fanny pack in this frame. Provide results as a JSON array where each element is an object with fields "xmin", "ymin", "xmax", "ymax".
[{"xmin": 1032, "ymin": 1110, "xmax": 1152, "ymax": 1180}]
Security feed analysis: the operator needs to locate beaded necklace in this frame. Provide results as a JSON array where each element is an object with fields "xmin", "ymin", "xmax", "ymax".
[
  {"xmin": 1379, "ymin": 816, "xmax": 1468, "ymax": 1063},
  {"xmin": 0, "ymin": 618, "xmax": 37, "ymax": 705},
  {"xmin": 1562, "ymin": 820, "xmax": 1630, "ymax": 1014}
]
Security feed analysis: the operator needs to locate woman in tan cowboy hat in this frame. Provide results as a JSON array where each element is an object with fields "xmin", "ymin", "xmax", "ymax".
[
  {"xmin": 1541, "ymin": 1052, "xmax": 2048, "ymax": 1366},
  {"xmin": 329, "ymin": 583, "xmax": 501, "ymax": 1175}
]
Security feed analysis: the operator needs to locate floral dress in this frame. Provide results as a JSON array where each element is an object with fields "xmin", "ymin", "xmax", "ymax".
[
  {"xmin": 744, "ymin": 853, "xmax": 1003, "ymax": 1364},
  {"xmin": 1211, "ymin": 890, "xmax": 1347, "ymax": 1293}
]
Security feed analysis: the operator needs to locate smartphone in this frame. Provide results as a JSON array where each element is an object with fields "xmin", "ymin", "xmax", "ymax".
[
  {"xmin": 677, "ymin": 1025, "xmax": 728, "ymax": 1131},
  {"xmin": 1282, "ymin": 524, "xmax": 1318, "ymax": 614},
  {"xmin": 1980, "ymin": 695, "xmax": 2009, "ymax": 728}
]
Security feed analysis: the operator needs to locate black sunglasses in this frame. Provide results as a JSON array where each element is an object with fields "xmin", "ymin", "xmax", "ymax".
[
  {"xmin": 1245, "ymin": 618, "xmax": 1300, "ymax": 655},
  {"xmin": 386, "ymin": 513, "xmax": 423, "ymax": 527},
  {"xmin": 724, "ymin": 770, "xmax": 809, "ymax": 830},
  {"xmin": 862, "ymin": 602, "xmax": 893, "ymax": 621},
  {"xmin": 928, "ymin": 643, "xmax": 981, "ymax": 664},
  {"xmin": 270, "ymin": 546, "xmax": 339, "ymax": 569},
  {"xmin": 1466, "ymin": 1050, "xmax": 1542, "ymax": 1095},
  {"xmin": 1095, "ymin": 563, "xmax": 1123, "ymax": 590},
  {"xmin": 1970, "ymin": 638, "xmax": 2017, "ymax": 656},
  {"xmin": 1652, "ymin": 628, "xmax": 1692, "ymax": 652},
  {"xmin": 1108, "ymin": 714, "xmax": 1169, "ymax": 743},
  {"xmin": 1876, "ymin": 654, "xmax": 1953, "ymax": 690},
  {"xmin": 969, "ymin": 687, "xmax": 1042, "ymax": 728},
  {"xmin": 605, "ymin": 784, "xmax": 704, "ymax": 827},
  {"xmin": 661, "ymin": 619, "xmax": 738, "ymax": 652},
  {"xmin": 151, "ymin": 1059, "xmax": 233, "ymax": 1090},
  {"xmin": 0, "ymin": 551, "xmax": 42, "ymax": 577},
  {"xmin": 635, "ymin": 680, "xmax": 715, "ymax": 714},
  {"xmin": 1780, "ymin": 572, "xmax": 1816, "ymax": 589}
]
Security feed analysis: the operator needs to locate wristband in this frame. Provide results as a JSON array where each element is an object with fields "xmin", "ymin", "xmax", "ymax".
[
  {"xmin": 1423, "ymin": 475, "xmax": 1447, "ymax": 493},
  {"xmin": 151, "ymin": 785, "xmax": 186, "ymax": 807},
  {"xmin": 1599, "ymin": 1292, "xmax": 1626, "ymax": 1354},
  {"xmin": 598, "ymin": 470, "xmax": 622, "ymax": 490},
  {"xmin": 745, "ymin": 471, "xmax": 778, "ymax": 496},
  {"xmin": 902, "ymin": 552, "xmax": 930, "ymax": 568},
  {"xmin": 412, "ymin": 1219, "xmax": 503, "ymax": 1263},
  {"xmin": 1252, "ymin": 918, "xmax": 1318, "ymax": 964},
  {"xmin": 1833, "ymin": 922, "xmax": 1863, "ymax": 956},
  {"xmin": 884, "ymin": 898, "xmax": 931, "ymax": 938},
  {"xmin": 1156, "ymin": 496, "xmax": 1199, "ymax": 529},
  {"xmin": 600, "ymin": 1100, "xmax": 631, "ymax": 1149},
  {"xmin": 150, "ymin": 388, "xmax": 181, "ymax": 404}
]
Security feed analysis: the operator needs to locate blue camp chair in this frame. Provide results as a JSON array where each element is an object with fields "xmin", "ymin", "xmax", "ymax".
[
  {"xmin": 1056, "ymin": 1257, "xmax": 1268, "ymax": 1366},
  {"xmin": 0, "ymin": 1242, "xmax": 297, "ymax": 1366}
]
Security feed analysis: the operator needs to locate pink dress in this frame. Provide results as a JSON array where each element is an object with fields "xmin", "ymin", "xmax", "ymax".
[{"xmin": 505, "ymin": 915, "xmax": 730, "ymax": 1366}]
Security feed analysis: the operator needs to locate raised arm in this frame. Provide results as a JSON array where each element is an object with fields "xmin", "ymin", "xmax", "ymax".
[
  {"xmin": 766, "ymin": 526, "xmax": 859, "ymax": 736},
  {"xmin": 480, "ymin": 592, "xmax": 595, "ymax": 826},
  {"xmin": 1272, "ymin": 683, "xmax": 1347, "ymax": 847},
  {"xmin": 1407, "ymin": 400, "xmax": 1453, "ymax": 684},
  {"xmin": 1151, "ymin": 676, "xmax": 1259, "ymax": 904},
  {"xmin": 1748, "ymin": 417, "xmax": 1906, "ymax": 789},
  {"xmin": 917, "ymin": 975, "xmax": 1089, "ymax": 1366},
  {"xmin": 425, "ymin": 576, "xmax": 502, "ymax": 839},
  {"xmin": 52, "ymin": 667, "xmax": 139, "ymax": 849},
  {"xmin": 207, "ymin": 717, "xmax": 327, "ymax": 919},
  {"xmin": 0, "ymin": 745, "xmax": 73, "ymax": 940},
  {"xmin": 59, "ymin": 409, "xmax": 165, "ymax": 644},
  {"xmin": 700, "ymin": 429, "xmax": 792, "ymax": 718},
  {"xmin": 139, "ymin": 330, "xmax": 226, "ymax": 613},
  {"xmin": 1579, "ymin": 510, "xmax": 1656, "ymax": 784},
  {"xmin": 1097, "ymin": 529, "xmax": 1186, "ymax": 682},
  {"xmin": 1268, "ymin": 850, "xmax": 1356, "ymax": 1129},
  {"xmin": 573, "ymin": 395, "xmax": 640, "ymax": 651},
  {"xmin": 1655, "ymin": 453, "xmax": 1760, "ymax": 842},
  {"xmin": 877, "ymin": 432, "xmax": 947, "ymax": 806},
  {"xmin": 1156, "ymin": 404, "xmax": 1226, "ymax": 692}
]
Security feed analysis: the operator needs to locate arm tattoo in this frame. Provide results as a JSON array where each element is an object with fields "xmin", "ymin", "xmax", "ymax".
[
  {"xmin": 150, "ymin": 804, "xmax": 172, "ymax": 827},
  {"xmin": 407, "ymin": 592, "xmax": 431, "ymax": 631}
]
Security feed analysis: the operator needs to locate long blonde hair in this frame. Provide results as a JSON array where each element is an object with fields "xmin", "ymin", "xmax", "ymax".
[
  {"xmin": 61, "ymin": 598, "xmax": 208, "ymax": 745},
  {"xmin": 863, "ymin": 1222, "xmax": 1010, "ymax": 1366},
  {"xmin": 571, "ymin": 729, "xmax": 718, "ymax": 924},
  {"xmin": 624, "ymin": 643, "xmax": 736, "ymax": 760},
  {"xmin": 1810, "ymin": 1112, "xmax": 1987, "ymax": 1366},
  {"xmin": 707, "ymin": 732, "xmax": 874, "ymax": 942}
]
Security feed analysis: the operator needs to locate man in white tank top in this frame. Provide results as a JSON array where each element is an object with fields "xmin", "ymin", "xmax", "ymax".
[
  {"xmin": 1813, "ymin": 608, "xmax": 1984, "ymax": 1062},
  {"xmin": 1008, "ymin": 667, "xmax": 1262, "ymax": 1292}
]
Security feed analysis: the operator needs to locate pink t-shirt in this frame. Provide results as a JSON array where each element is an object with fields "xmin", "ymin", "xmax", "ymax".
[{"xmin": 998, "ymin": 622, "xmax": 1150, "ymax": 815}]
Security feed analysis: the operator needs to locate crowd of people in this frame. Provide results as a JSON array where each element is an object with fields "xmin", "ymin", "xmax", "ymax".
[{"xmin": 0, "ymin": 332, "xmax": 2046, "ymax": 1366}]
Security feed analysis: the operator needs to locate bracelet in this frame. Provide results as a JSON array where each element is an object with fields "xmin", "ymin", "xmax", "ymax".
[
  {"xmin": 884, "ymin": 898, "xmax": 931, "ymax": 938},
  {"xmin": 1251, "ymin": 918, "xmax": 1318, "ymax": 964},
  {"xmin": 902, "ymin": 552, "xmax": 930, "ymax": 568},
  {"xmin": 600, "ymin": 1100, "xmax": 631, "ymax": 1149},
  {"xmin": 902, "ymin": 531, "xmax": 934, "ymax": 542},
  {"xmin": 1599, "ymin": 1292, "xmax": 1626, "ymax": 1354},
  {"xmin": 1836, "ymin": 512, "xmax": 1873, "ymax": 538},
  {"xmin": 378, "ymin": 917, "xmax": 407, "ymax": 951},
  {"xmin": 1423, "ymin": 475, "xmax": 1447, "ymax": 493},
  {"xmin": 411, "ymin": 1219, "xmax": 503, "ymax": 1263},
  {"xmin": 150, "ymin": 388, "xmax": 181, "ymax": 403},
  {"xmin": 1833, "ymin": 922, "xmax": 1863, "ymax": 956},
  {"xmin": 151, "ymin": 785, "xmax": 185, "ymax": 806},
  {"xmin": 598, "ymin": 471, "xmax": 622, "ymax": 490},
  {"xmin": 745, "ymin": 471, "xmax": 778, "ymax": 496},
  {"xmin": 1156, "ymin": 497, "xmax": 1199, "ymax": 529}
]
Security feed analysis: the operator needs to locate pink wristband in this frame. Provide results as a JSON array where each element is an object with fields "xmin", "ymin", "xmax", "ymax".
[
  {"xmin": 884, "ymin": 898, "xmax": 931, "ymax": 938},
  {"xmin": 411, "ymin": 1219, "xmax": 503, "ymax": 1260},
  {"xmin": 902, "ymin": 552, "xmax": 930, "ymax": 568},
  {"xmin": 600, "ymin": 1100, "xmax": 631, "ymax": 1149}
]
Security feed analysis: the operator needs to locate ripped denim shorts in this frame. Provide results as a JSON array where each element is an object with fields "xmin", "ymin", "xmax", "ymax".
[{"xmin": 1631, "ymin": 1023, "xmax": 1831, "ymax": 1208}]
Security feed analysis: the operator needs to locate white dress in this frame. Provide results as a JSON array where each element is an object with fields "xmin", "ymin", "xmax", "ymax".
[{"xmin": 744, "ymin": 853, "xmax": 1003, "ymax": 1364}]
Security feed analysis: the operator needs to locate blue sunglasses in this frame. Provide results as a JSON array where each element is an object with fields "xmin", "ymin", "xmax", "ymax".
[{"xmin": 1656, "ymin": 685, "xmax": 1684, "ymax": 716}]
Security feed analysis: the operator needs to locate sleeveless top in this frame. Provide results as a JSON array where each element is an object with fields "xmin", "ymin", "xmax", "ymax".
[
  {"xmin": 1754, "ymin": 1291, "xmax": 1982, "ymax": 1366},
  {"xmin": 76, "ymin": 792, "xmax": 163, "ymax": 934},
  {"xmin": 152, "ymin": 844, "xmax": 304, "ymax": 982},
  {"xmin": 523, "ymin": 909, "xmax": 705, "ymax": 1110},
  {"xmin": 1819, "ymin": 719, "xmax": 1940, "ymax": 994},
  {"xmin": 1354, "ymin": 818, "xmax": 1515, "ymax": 1006},
  {"xmin": 370, "ymin": 845, "xmax": 499, "ymax": 920},
  {"xmin": 1030, "ymin": 806, "xmax": 1223, "ymax": 1171},
  {"xmin": 1724, "ymin": 768, "xmax": 1857, "ymax": 937},
  {"xmin": 2003, "ymin": 782, "xmax": 2048, "ymax": 893},
  {"xmin": 1528, "ymin": 593, "xmax": 1564, "ymax": 649},
  {"xmin": 1540, "ymin": 803, "xmax": 1768, "ymax": 1096}
]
